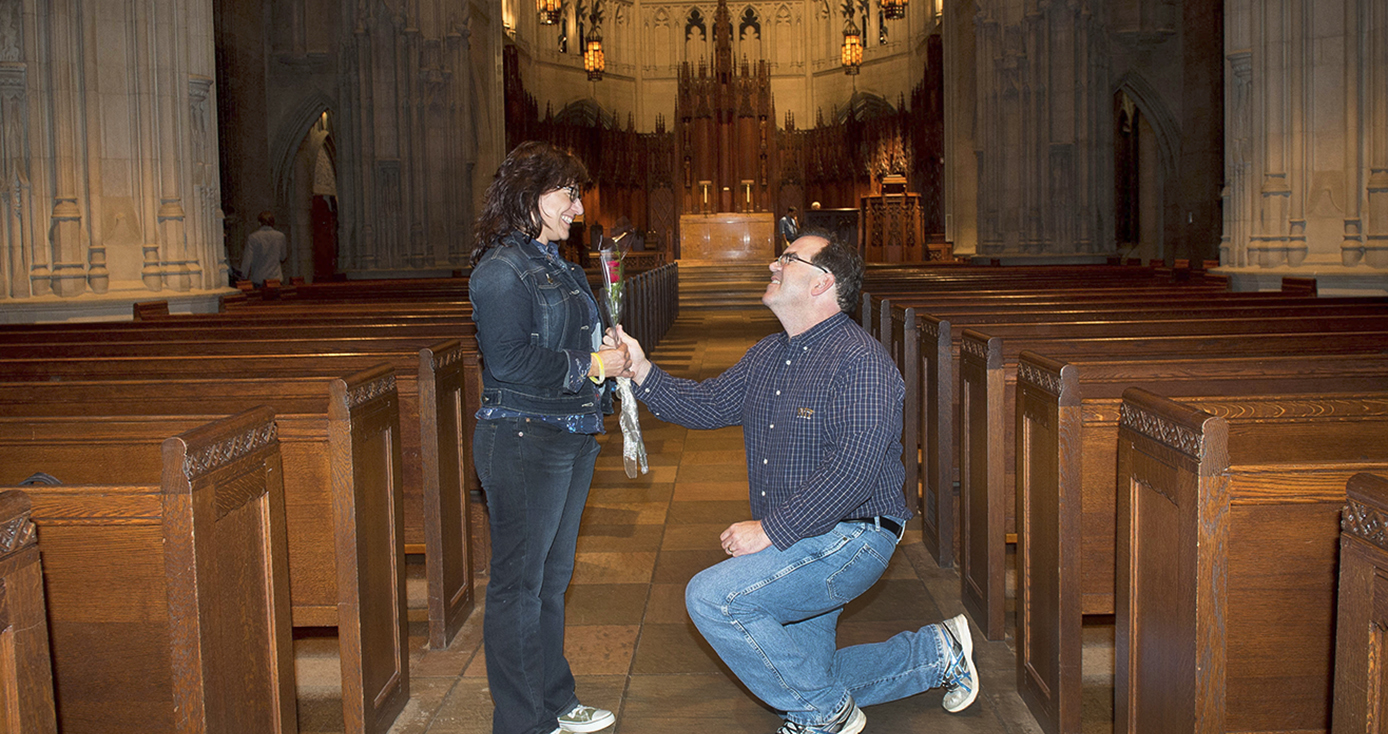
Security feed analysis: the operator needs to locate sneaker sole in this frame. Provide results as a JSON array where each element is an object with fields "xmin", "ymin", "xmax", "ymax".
[
  {"xmin": 558, "ymin": 713, "xmax": 615, "ymax": 733},
  {"xmin": 943, "ymin": 614, "xmax": 978, "ymax": 713}
]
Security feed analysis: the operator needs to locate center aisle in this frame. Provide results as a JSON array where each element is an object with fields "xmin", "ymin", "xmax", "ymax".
[{"xmin": 381, "ymin": 309, "xmax": 1044, "ymax": 734}]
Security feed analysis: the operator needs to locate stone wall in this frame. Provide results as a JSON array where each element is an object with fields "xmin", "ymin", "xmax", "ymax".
[{"xmin": 0, "ymin": 0, "xmax": 226, "ymax": 304}]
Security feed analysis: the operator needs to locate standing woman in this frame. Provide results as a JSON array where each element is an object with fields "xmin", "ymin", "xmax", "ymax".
[{"xmin": 469, "ymin": 141, "xmax": 629, "ymax": 734}]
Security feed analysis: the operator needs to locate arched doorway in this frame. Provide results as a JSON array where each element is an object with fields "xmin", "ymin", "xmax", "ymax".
[
  {"xmin": 1112, "ymin": 83, "xmax": 1177, "ymax": 266},
  {"xmin": 281, "ymin": 110, "xmax": 339, "ymax": 282}
]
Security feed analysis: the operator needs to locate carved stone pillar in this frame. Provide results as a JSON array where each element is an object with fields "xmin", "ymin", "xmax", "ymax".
[
  {"xmin": 1366, "ymin": 0, "xmax": 1388, "ymax": 267},
  {"xmin": 0, "ymin": 10, "xmax": 37, "ymax": 300},
  {"xmin": 46, "ymin": 0, "xmax": 86, "ymax": 297},
  {"xmin": 1223, "ymin": 51, "xmax": 1252, "ymax": 267}
]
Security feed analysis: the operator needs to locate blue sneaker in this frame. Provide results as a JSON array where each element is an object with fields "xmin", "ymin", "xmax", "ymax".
[{"xmin": 940, "ymin": 614, "xmax": 979, "ymax": 712}]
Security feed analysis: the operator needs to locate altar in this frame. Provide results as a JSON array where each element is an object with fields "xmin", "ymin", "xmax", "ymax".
[{"xmin": 679, "ymin": 213, "xmax": 775, "ymax": 263}]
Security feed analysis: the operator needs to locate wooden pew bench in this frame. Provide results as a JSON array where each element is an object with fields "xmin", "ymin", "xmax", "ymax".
[
  {"xmin": 1114, "ymin": 388, "xmax": 1388, "ymax": 734},
  {"xmin": 867, "ymin": 285, "xmax": 1347, "ymax": 553},
  {"xmin": 1011, "ymin": 354, "xmax": 1388, "ymax": 733},
  {"xmin": 957, "ymin": 328, "xmax": 1388, "ymax": 640},
  {"xmin": 0, "ymin": 408, "xmax": 298, "ymax": 734},
  {"xmin": 0, "ymin": 490, "xmax": 58, "ymax": 732},
  {"xmin": 1331, "ymin": 472, "xmax": 1388, "ymax": 731},
  {"xmin": 0, "ymin": 342, "xmax": 478, "ymax": 649},
  {"xmin": 960, "ymin": 328, "xmax": 1388, "ymax": 638},
  {"xmin": 888, "ymin": 303, "xmax": 1388, "ymax": 569},
  {"xmin": 0, "ymin": 372, "xmax": 410, "ymax": 734}
]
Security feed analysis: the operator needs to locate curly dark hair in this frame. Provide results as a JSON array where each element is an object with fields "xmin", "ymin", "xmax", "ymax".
[
  {"xmin": 796, "ymin": 226, "xmax": 863, "ymax": 314},
  {"xmin": 471, "ymin": 141, "xmax": 591, "ymax": 265}
]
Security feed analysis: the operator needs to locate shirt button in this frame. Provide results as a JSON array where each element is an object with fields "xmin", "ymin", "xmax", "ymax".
[
  {"xmin": 762, "ymin": 459, "xmax": 768, "ymax": 464},
  {"xmin": 785, "ymin": 360, "xmax": 791, "ymax": 365},
  {"xmin": 775, "ymin": 390, "xmax": 781, "ymax": 395},
  {"xmin": 769, "ymin": 424, "xmax": 775, "ymax": 429},
  {"xmin": 761, "ymin": 491, "xmax": 766, "ymax": 496}
]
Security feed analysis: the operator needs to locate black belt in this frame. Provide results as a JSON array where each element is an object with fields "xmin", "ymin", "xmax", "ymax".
[{"xmin": 851, "ymin": 516, "xmax": 904, "ymax": 540}]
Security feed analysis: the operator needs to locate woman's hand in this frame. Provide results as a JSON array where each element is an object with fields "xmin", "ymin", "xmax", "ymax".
[
  {"xmin": 605, "ymin": 326, "xmax": 652, "ymax": 384},
  {"xmin": 589, "ymin": 341, "xmax": 631, "ymax": 380}
]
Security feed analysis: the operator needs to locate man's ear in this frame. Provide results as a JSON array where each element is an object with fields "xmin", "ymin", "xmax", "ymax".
[{"xmin": 811, "ymin": 274, "xmax": 836, "ymax": 298}]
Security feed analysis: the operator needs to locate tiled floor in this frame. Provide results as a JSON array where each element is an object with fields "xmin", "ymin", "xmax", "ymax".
[{"xmin": 304, "ymin": 309, "xmax": 1049, "ymax": 734}]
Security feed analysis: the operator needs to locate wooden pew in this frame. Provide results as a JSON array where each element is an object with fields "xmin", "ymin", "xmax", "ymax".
[
  {"xmin": 1012, "ymin": 354, "xmax": 1388, "ymax": 733},
  {"xmin": 0, "ymin": 343, "xmax": 476, "ymax": 649},
  {"xmin": 0, "ymin": 490, "xmax": 58, "ymax": 733},
  {"xmin": 892, "ymin": 303, "xmax": 1388, "ymax": 569},
  {"xmin": 0, "ymin": 407, "xmax": 297, "ymax": 734},
  {"xmin": 0, "ymin": 370, "xmax": 410, "ymax": 734},
  {"xmin": 958, "ymin": 328, "xmax": 1388, "ymax": 640},
  {"xmin": 1113, "ymin": 388, "xmax": 1388, "ymax": 734},
  {"xmin": 1332, "ymin": 472, "xmax": 1388, "ymax": 732}
]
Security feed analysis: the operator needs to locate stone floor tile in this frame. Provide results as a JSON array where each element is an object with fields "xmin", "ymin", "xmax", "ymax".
[
  {"xmin": 573, "ymin": 550, "xmax": 657, "ymax": 584},
  {"xmin": 642, "ymin": 582, "xmax": 692, "ymax": 626},
  {"xmin": 630, "ymin": 622, "xmax": 726, "ymax": 675},
  {"xmin": 676, "ymin": 461, "xmax": 750, "ymax": 482},
  {"xmin": 671, "ymin": 481, "xmax": 750, "ymax": 501},
  {"xmin": 617, "ymin": 674, "xmax": 781, "ymax": 733},
  {"xmin": 584, "ymin": 483, "xmax": 675, "ymax": 504},
  {"xmin": 579, "ymin": 499, "xmax": 670, "ymax": 526},
  {"xmin": 659, "ymin": 523, "xmax": 728, "ymax": 551},
  {"xmin": 565, "ymin": 624, "xmax": 640, "ymax": 676},
  {"xmin": 665, "ymin": 499, "xmax": 751, "ymax": 525},
  {"xmin": 566, "ymin": 583, "xmax": 650, "ymax": 626},
  {"xmin": 651, "ymin": 548, "xmax": 727, "ymax": 584},
  {"xmin": 574, "ymin": 522, "xmax": 664, "ymax": 554}
]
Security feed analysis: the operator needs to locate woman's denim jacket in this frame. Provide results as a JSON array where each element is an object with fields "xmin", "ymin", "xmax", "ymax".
[{"xmin": 469, "ymin": 231, "xmax": 613, "ymax": 418}]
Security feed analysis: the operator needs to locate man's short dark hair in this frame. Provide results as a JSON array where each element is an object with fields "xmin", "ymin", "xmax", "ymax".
[
  {"xmin": 258, "ymin": 211, "xmax": 275, "ymax": 227},
  {"xmin": 798, "ymin": 226, "xmax": 862, "ymax": 314}
]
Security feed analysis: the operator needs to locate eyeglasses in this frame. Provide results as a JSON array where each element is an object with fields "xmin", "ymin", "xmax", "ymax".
[
  {"xmin": 558, "ymin": 184, "xmax": 582, "ymax": 201},
  {"xmin": 776, "ymin": 251, "xmax": 830, "ymax": 274}
]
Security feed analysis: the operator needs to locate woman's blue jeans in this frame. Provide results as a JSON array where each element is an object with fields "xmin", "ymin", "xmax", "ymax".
[
  {"xmin": 685, "ymin": 521, "xmax": 951, "ymax": 728},
  {"xmin": 475, "ymin": 416, "xmax": 600, "ymax": 734}
]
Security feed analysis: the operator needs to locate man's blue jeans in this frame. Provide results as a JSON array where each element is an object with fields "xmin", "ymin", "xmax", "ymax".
[
  {"xmin": 686, "ymin": 520, "xmax": 951, "ymax": 728},
  {"xmin": 475, "ymin": 417, "xmax": 600, "ymax": 734}
]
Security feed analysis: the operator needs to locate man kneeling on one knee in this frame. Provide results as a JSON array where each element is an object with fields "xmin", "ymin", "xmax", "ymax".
[{"xmin": 606, "ymin": 229, "xmax": 979, "ymax": 734}]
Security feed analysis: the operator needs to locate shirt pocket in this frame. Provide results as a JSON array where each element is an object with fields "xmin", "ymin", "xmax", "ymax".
[{"xmin": 532, "ymin": 276, "xmax": 574, "ymax": 347}]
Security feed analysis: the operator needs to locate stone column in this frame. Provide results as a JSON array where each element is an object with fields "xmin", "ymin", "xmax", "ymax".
[
  {"xmin": 46, "ymin": 0, "xmax": 86, "ymax": 296},
  {"xmin": 1366, "ymin": 0, "xmax": 1388, "ymax": 267},
  {"xmin": 0, "ymin": 0, "xmax": 37, "ymax": 299}
]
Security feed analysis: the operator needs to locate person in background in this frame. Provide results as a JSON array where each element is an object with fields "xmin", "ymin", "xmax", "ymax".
[
  {"xmin": 777, "ymin": 206, "xmax": 799, "ymax": 254},
  {"xmin": 240, "ymin": 211, "xmax": 287, "ymax": 286},
  {"xmin": 608, "ymin": 229, "xmax": 979, "ymax": 734},
  {"xmin": 468, "ymin": 141, "xmax": 632, "ymax": 734}
]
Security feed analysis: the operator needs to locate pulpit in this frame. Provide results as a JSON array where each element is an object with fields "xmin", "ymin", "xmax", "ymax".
[{"xmin": 862, "ymin": 193, "xmax": 925, "ymax": 262}]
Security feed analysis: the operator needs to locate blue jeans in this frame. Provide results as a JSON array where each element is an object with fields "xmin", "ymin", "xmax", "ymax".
[
  {"xmin": 686, "ymin": 521, "xmax": 951, "ymax": 728},
  {"xmin": 475, "ymin": 416, "xmax": 600, "ymax": 734}
]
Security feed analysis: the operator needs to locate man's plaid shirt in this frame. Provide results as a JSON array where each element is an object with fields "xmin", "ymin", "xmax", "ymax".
[{"xmin": 635, "ymin": 311, "xmax": 909, "ymax": 550}]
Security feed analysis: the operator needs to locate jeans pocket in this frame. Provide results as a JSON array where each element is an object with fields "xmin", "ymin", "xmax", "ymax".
[
  {"xmin": 825, "ymin": 541, "xmax": 891, "ymax": 603},
  {"xmin": 472, "ymin": 420, "xmax": 499, "ymax": 488}
]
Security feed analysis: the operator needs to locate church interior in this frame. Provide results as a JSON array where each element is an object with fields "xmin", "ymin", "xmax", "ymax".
[{"xmin": 0, "ymin": 0, "xmax": 1387, "ymax": 733}]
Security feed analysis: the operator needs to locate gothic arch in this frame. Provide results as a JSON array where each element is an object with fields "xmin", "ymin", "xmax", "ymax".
[
  {"xmin": 835, "ymin": 91, "xmax": 896, "ymax": 124},
  {"xmin": 555, "ymin": 98, "xmax": 619, "ymax": 129},
  {"xmin": 270, "ymin": 93, "xmax": 338, "ymax": 205},
  {"xmin": 1111, "ymin": 72, "xmax": 1178, "ymax": 179}
]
